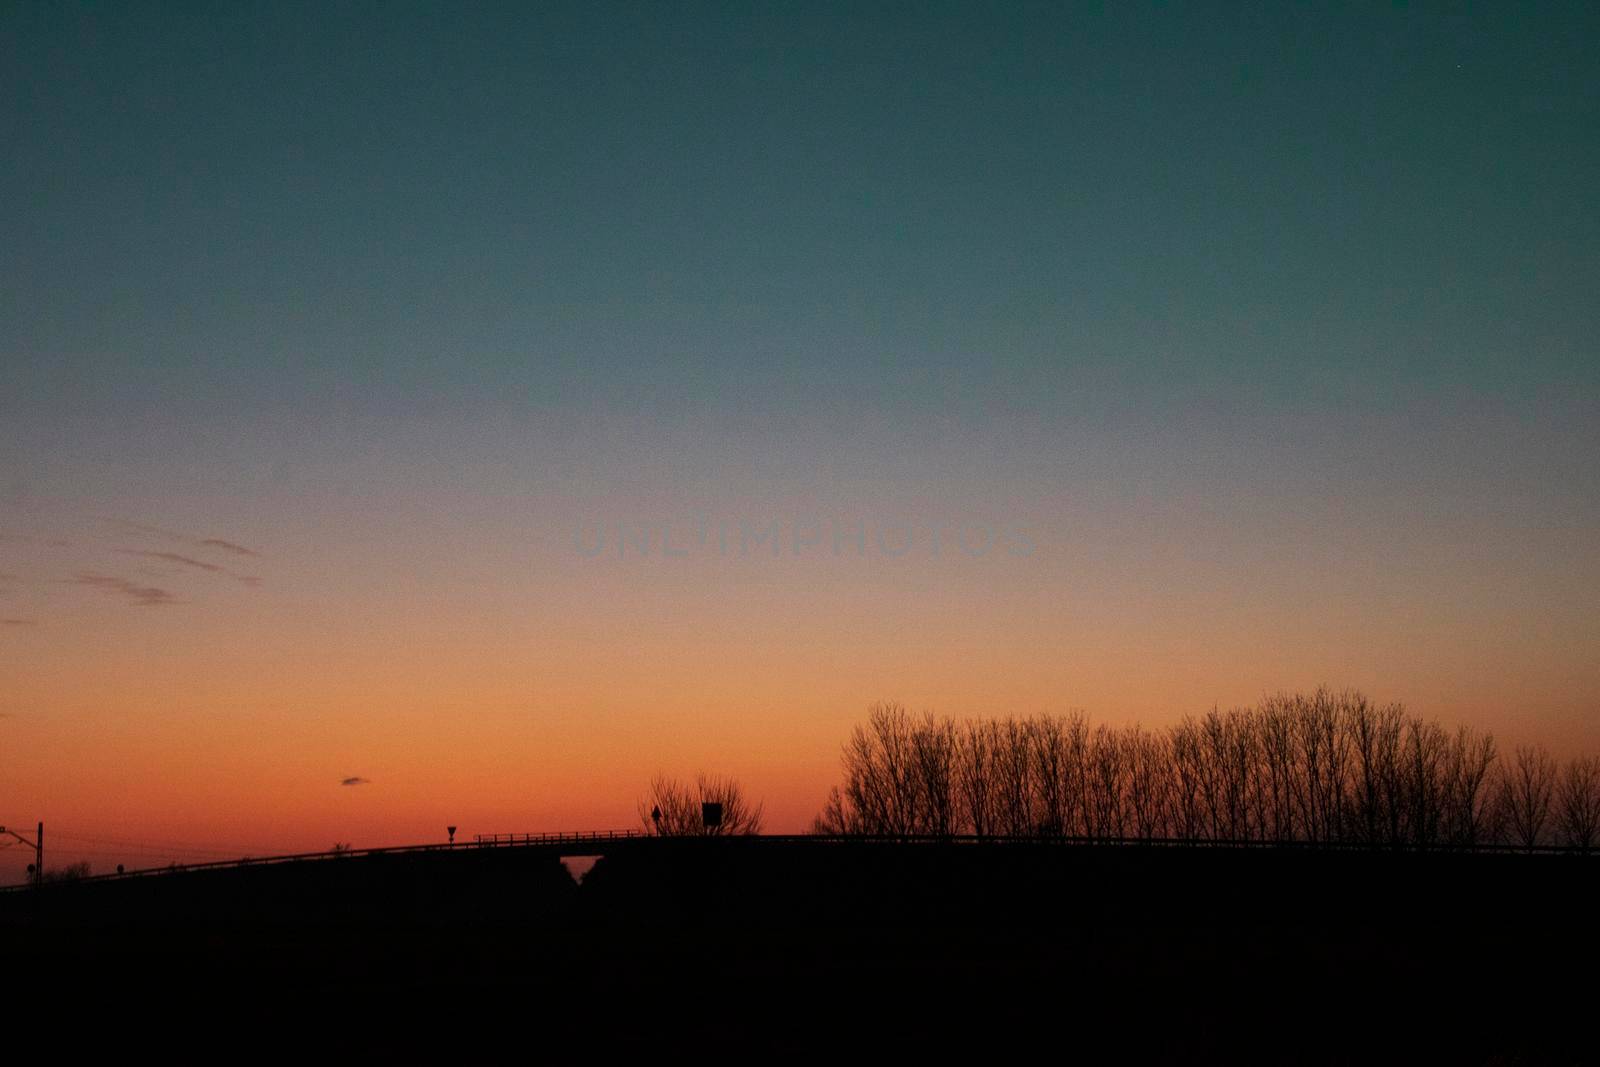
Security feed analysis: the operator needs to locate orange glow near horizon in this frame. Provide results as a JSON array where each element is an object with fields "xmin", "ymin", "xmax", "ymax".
[{"xmin": 4, "ymin": 499, "xmax": 1598, "ymax": 883}]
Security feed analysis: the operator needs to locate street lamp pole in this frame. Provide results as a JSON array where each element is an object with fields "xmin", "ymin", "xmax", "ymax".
[{"xmin": 1, "ymin": 822, "xmax": 43, "ymax": 886}]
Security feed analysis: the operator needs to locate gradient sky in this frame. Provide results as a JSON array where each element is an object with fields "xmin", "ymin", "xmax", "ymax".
[{"xmin": 2, "ymin": 4, "xmax": 1597, "ymax": 879}]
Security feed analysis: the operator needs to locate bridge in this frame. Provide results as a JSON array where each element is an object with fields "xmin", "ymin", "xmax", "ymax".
[{"xmin": 3, "ymin": 829, "xmax": 1593, "ymax": 891}]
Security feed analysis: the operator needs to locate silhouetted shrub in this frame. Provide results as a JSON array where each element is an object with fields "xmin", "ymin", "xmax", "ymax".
[
  {"xmin": 639, "ymin": 772, "xmax": 763, "ymax": 836},
  {"xmin": 40, "ymin": 861, "xmax": 93, "ymax": 883}
]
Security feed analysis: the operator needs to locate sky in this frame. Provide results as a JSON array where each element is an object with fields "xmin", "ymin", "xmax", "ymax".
[{"xmin": 2, "ymin": 3, "xmax": 1597, "ymax": 879}]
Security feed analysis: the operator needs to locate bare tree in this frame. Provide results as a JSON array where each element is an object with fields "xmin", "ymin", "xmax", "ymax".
[
  {"xmin": 813, "ymin": 785, "xmax": 857, "ymax": 835},
  {"xmin": 1168, "ymin": 717, "xmax": 1206, "ymax": 840},
  {"xmin": 1258, "ymin": 697, "xmax": 1299, "ymax": 841},
  {"xmin": 909, "ymin": 712, "xmax": 958, "ymax": 836},
  {"xmin": 1345, "ymin": 697, "xmax": 1406, "ymax": 846},
  {"xmin": 1194, "ymin": 709, "xmax": 1255, "ymax": 841},
  {"xmin": 1442, "ymin": 726, "xmax": 1497, "ymax": 848},
  {"xmin": 851, "ymin": 702, "xmax": 919, "ymax": 834},
  {"xmin": 1029, "ymin": 715, "xmax": 1069, "ymax": 837},
  {"xmin": 1086, "ymin": 723, "xmax": 1128, "ymax": 839},
  {"xmin": 992, "ymin": 717, "xmax": 1034, "ymax": 836},
  {"xmin": 956, "ymin": 718, "xmax": 995, "ymax": 839},
  {"xmin": 1556, "ymin": 755, "xmax": 1600, "ymax": 851},
  {"xmin": 1297, "ymin": 688, "xmax": 1349, "ymax": 843},
  {"xmin": 640, "ymin": 772, "xmax": 763, "ymax": 836},
  {"xmin": 641, "ymin": 774, "xmax": 695, "ymax": 835},
  {"xmin": 1403, "ymin": 718, "xmax": 1450, "ymax": 847},
  {"xmin": 1124, "ymin": 725, "xmax": 1170, "ymax": 840},
  {"xmin": 1496, "ymin": 745, "xmax": 1556, "ymax": 849}
]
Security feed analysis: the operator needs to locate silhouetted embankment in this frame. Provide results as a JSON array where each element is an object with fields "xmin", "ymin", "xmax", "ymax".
[{"xmin": 3, "ymin": 840, "xmax": 1592, "ymax": 1060}]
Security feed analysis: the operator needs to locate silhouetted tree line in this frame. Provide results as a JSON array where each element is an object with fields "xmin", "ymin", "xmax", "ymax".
[{"xmin": 814, "ymin": 692, "xmax": 1600, "ymax": 849}]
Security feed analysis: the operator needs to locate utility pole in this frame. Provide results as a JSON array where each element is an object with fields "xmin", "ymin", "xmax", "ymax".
[{"xmin": 1, "ymin": 821, "xmax": 43, "ymax": 886}]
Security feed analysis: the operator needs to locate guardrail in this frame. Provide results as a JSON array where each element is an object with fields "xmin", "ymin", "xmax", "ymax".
[
  {"xmin": 0, "ymin": 829, "xmax": 647, "ymax": 892},
  {"xmin": 473, "ymin": 830, "xmax": 641, "ymax": 845},
  {"xmin": 0, "ymin": 839, "xmax": 467, "ymax": 892}
]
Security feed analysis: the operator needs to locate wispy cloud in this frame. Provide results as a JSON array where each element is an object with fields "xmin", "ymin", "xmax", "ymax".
[
  {"xmin": 341, "ymin": 776, "xmax": 371, "ymax": 787},
  {"xmin": 105, "ymin": 520, "xmax": 263, "ymax": 560},
  {"xmin": 120, "ymin": 550, "xmax": 226, "ymax": 574},
  {"xmin": 200, "ymin": 538, "xmax": 260, "ymax": 558},
  {"xmin": 117, "ymin": 549, "xmax": 260, "ymax": 587},
  {"xmin": 70, "ymin": 574, "xmax": 179, "ymax": 607}
]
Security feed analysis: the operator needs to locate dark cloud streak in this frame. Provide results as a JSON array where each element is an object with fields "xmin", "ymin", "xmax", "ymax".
[
  {"xmin": 70, "ymin": 573, "xmax": 179, "ymax": 607},
  {"xmin": 200, "ymin": 539, "xmax": 260, "ymax": 557},
  {"xmin": 117, "ymin": 550, "xmax": 260, "ymax": 587},
  {"xmin": 107, "ymin": 520, "xmax": 263, "ymax": 561},
  {"xmin": 120, "ymin": 550, "xmax": 226, "ymax": 573}
]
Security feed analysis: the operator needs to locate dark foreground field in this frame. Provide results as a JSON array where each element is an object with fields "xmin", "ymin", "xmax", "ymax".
[{"xmin": 3, "ymin": 841, "xmax": 1592, "ymax": 1061}]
